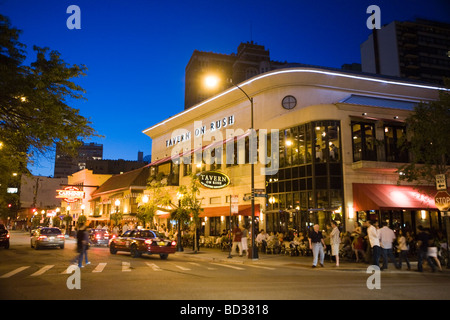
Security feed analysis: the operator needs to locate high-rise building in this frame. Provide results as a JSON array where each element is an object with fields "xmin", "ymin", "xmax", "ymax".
[
  {"xmin": 361, "ymin": 19, "xmax": 450, "ymax": 85},
  {"xmin": 54, "ymin": 142, "xmax": 103, "ymax": 178},
  {"xmin": 184, "ymin": 41, "xmax": 290, "ymax": 109}
]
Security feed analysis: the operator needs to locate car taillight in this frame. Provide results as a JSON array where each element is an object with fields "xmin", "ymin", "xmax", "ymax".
[
  {"xmin": 38, "ymin": 235, "xmax": 47, "ymax": 240},
  {"xmin": 96, "ymin": 234, "xmax": 101, "ymax": 239},
  {"xmin": 171, "ymin": 241, "xmax": 176, "ymax": 246},
  {"xmin": 6, "ymin": 234, "xmax": 10, "ymax": 238},
  {"xmin": 145, "ymin": 239, "xmax": 152, "ymax": 245},
  {"xmin": 57, "ymin": 234, "xmax": 64, "ymax": 239}
]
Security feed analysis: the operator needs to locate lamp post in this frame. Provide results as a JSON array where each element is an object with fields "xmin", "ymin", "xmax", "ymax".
[{"xmin": 204, "ymin": 76, "xmax": 258, "ymax": 260}]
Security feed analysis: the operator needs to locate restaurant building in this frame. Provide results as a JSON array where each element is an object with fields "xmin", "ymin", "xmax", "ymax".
[{"xmin": 142, "ymin": 66, "xmax": 446, "ymax": 236}]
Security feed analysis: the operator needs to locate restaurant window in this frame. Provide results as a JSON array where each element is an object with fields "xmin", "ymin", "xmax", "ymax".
[
  {"xmin": 351, "ymin": 121, "xmax": 377, "ymax": 161},
  {"xmin": 384, "ymin": 125, "xmax": 408, "ymax": 162},
  {"xmin": 183, "ymin": 155, "xmax": 192, "ymax": 176}
]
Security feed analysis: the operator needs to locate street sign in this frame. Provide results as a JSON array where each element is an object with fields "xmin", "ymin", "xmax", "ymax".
[
  {"xmin": 435, "ymin": 174, "xmax": 447, "ymax": 191},
  {"xmin": 434, "ymin": 191, "xmax": 450, "ymax": 212}
]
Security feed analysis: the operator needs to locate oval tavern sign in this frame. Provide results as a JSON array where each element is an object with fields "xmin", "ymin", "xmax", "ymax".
[{"xmin": 198, "ymin": 171, "xmax": 230, "ymax": 189}]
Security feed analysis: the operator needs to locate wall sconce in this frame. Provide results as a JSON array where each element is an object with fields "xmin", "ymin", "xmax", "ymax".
[
  {"xmin": 421, "ymin": 210, "xmax": 426, "ymax": 220},
  {"xmin": 348, "ymin": 205, "xmax": 354, "ymax": 219}
]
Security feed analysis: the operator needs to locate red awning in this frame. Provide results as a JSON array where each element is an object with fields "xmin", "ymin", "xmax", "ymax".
[
  {"xmin": 201, "ymin": 204, "xmax": 260, "ymax": 217},
  {"xmin": 353, "ymin": 183, "xmax": 443, "ymax": 211},
  {"xmin": 154, "ymin": 204, "xmax": 260, "ymax": 219}
]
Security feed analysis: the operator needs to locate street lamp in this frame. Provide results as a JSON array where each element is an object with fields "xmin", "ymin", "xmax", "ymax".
[{"xmin": 204, "ymin": 75, "xmax": 259, "ymax": 260}]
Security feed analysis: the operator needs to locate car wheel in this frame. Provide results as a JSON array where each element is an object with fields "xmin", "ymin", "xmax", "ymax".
[
  {"xmin": 60, "ymin": 244, "xmax": 64, "ymax": 249},
  {"xmin": 109, "ymin": 242, "xmax": 117, "ymax": 254},
  {"xmin": 159, "ymin": 253, "xmax": 168, "ymax": 260},
  {"xmin": 4, "ymin": 241, "xmax": 9, "ymax": 249},
  {"xmin": 130, "ymin": 244, "xmax": 141, "ymax": 258}
]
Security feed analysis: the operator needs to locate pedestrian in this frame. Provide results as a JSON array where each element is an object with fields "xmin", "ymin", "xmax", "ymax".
[
  {"xmin": 379, "ymin": 222, "xmax": 399, "ymax": 270},
  {"xmin": 367, "ymin": 220, "xmax": 381, "ymax": 267},
  {"xmin": 427, "ymin": 235, "xmax": 442, "ymax": 272},
  {"xmin": 416, "ymin": 226, "xmax": 436, "ymax": 272},
  {"xmin": 241, "ymin": 226, "xmax": 249, "ymax": 255},
  {"xmin": 308, "ymin": 224, "xmax": 326, "ymax": 268},
  {"xmin": 397, "ymin": 229, "xmax": 411, "ymax": 270},
  {"xmin": 330, "ymin": 220, "xmax": 341, "ymax": 267},
  {"xmin": 72, "ymin": 222, "xmax": 90, "ymax": 268},
  {"xmin": 231, "ymin": 225, "xmax": 243, "ymax": 256}
]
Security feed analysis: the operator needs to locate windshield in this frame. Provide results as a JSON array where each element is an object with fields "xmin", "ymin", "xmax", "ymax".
[{"xmin": 41, "ymin": 228, "xmax": 61, "ymax": 235}]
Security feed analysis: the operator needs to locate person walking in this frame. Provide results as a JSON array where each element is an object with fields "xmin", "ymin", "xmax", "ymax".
[
  {"xmin": 72, "ymin": 222, "xmax": 90, "ymax": 268},
  {"xmin": 367, "ymin": 220, "xmax": 381, "ymax": 267},
  {"xmin": 308, "ymin": 224, "xmax": 326, "ymax": 268},
  {"xmin": 397, "ymin": 229, "xmax": 411, "ymax": 270},
  {"xmin": 231, "ymin": 225, "xmax": 243, "ymax": 257},
  {"xmin": 241, "ymin": 226, "xmax": 249, "ymax": 256},
  {"xmin": 416, "ymin": 226, "xmax": 436, "ymax": 272},
  {"xmin": 379, "ymin": 222, "xmax": 399, "ymax": 270},
  {"xmin": 330, "ymin": 220, "xmax": 341, "ymax": 267}
]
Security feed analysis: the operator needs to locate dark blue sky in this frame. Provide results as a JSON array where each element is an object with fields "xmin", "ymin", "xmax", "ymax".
[{"xmin": 1, "ymin": 0, "xmax": 449, "ymax": 176}]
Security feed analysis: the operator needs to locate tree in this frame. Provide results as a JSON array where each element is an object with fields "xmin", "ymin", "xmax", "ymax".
[
  {"xmin": 172, "ymin": 174, "xmax": 204, "ymax": 253},
  {"xmin": 397, "ymin": 81, "xmax": 450, "ymax": 187},
  {"xmin": 0, "ymin": 14, "xmax": 98, "ymax": 215},
  {"xmin": 137, "ymin": 173, "xmax": 172, "ymax": 228}
]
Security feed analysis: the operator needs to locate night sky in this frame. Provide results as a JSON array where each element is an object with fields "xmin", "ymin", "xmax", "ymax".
[{"xmin": 1, "ymin": 0, "xmax": 449, "ymax": 177}]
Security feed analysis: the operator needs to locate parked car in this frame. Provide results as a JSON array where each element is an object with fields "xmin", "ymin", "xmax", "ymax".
[
  {"xmin": 109, "ymin": 229, "xmax": 176, "ymax": 259},
  {"xmin": 89, "ymin": 229, "xmax": 110, "ymax": 246},
  {"xmin": 0, "ymin": 224, "xmax": 10, "ymax": 249},
  {"xmin": 30, "ymin": 227, "xmax": 65, "ymax": 249}
]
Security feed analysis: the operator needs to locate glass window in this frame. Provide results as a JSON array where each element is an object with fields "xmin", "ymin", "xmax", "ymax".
[
  {"xmin": 352, "ymin": 122, "xmax": 377, "ymax": 161},
  {"xmin": 384, "ymin": 125, "xmax": 408, "ymax": 162}
]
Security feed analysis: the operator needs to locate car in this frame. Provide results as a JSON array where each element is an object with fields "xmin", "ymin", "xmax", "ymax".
[
  {"xmin": 0, "ymin": 224, "xmax": 10, "ymax": 249},
  {"xmin": 109, "ymin": 229, "xmax": 176, "ymax": 259},
  {"xmin": 89, "ymin": 229, "xmax": 110, "ymax": 246},
  {"xmin": 30, "ymin": 227, "xmax": 65, "ymax": 250}
]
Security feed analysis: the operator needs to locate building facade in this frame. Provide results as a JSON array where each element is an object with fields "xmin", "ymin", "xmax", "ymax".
[
  {"xmin": 143, "ymin": 66, "xmax": 446, "ymax": 238},
  {"xmin": 361, "ymin": 19, "xmax": 450, "ymax": 85},
  {"xmin": 54, "ymin": 142, "xmax": 103, "ymax": 178}
]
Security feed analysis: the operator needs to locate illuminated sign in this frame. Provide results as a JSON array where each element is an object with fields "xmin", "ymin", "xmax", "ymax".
[
  {"xmin": 198, "ymin": 171, "xmax": 230, "ymax": 189},
  {"xmin": 56, "ymin": 186, "xmax": 84, "ymax": 203}
]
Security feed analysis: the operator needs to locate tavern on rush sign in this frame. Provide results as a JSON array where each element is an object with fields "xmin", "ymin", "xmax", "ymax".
[{"xmin": 198, "ymin": 171, "xmax": 230, "ymax": 189}]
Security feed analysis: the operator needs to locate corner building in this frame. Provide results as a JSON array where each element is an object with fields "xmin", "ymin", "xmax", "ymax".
[{"xmin": 143, "ymin": 67, "xmax": 445, "ymax": 236}]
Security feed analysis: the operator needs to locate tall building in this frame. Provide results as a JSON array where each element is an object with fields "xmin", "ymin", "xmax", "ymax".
[
  {"xmin": 54, "ymin": 142, "xmax": 103, "ymax": 178},
  {"xmin": 184, "ymin": 41, "xmax": 289, "ymax": 109},
  {"xmin": 361, "ymin": 19, "xmax": 450, "ymax": 85}
]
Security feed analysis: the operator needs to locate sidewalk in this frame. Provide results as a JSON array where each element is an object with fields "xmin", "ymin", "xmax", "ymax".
[{"xmin": 178, "ymin": 247, "xmax": 422, "ymax": 272}]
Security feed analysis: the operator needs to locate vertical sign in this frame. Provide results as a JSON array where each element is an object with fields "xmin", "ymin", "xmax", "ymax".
[{"xmin": 231, "ymin": 195, "xmax": 239, "ymax": 214}]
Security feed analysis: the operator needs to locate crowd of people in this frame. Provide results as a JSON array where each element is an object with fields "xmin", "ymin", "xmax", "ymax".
[{"xmin": 253, "ymin": 220, "xmax": 447, "ymax": 272}]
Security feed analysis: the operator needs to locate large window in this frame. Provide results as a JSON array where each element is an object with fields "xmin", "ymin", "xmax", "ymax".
[
  {"xmin": 384, "ymin": 125, "xmax": 408, "ymax": 162},
  {"xmin": 351, "ymin": 121, "xmax": 377, "ymax": 161}
]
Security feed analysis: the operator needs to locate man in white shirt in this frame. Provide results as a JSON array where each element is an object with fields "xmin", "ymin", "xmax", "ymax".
[
  {"xmin": 367, "ymin": 220, "xmax": 381, "ymax": 267},
  {"xmin": 378, "ymin": 222, "xmax": 400, "ymax": 270}
]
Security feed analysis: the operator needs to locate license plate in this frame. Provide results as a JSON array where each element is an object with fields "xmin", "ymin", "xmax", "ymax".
[
  {"xmin": 49, "ymin": 237, "xmax": 55, "ymax": 240},
  {"xmin": 158, "ymin": 241, "xmax": 165, "ymax": 246}
]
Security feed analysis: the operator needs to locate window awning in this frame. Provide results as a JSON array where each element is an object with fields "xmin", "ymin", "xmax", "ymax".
[
  {"xmin": 353, "ymin": 183, "xmax": 442, "ymax": 211},
  {"xmin": 201, "ymin": 204, "xmax": 260, "ymax": 217},
  {"xmin": 153, "ymin": 204, "xmax": 260, "ymax": 219}
]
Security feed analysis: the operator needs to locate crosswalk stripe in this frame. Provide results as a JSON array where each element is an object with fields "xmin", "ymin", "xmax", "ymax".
[
  {"xmin": 246, "ymin": 264, "xmax": 276, "ymax": 270},
  {"xmin": 92, "ymin": 263, "xmax": 107, "ymax": 273},
  {"xmin": 175, "ymin": 265, "xmax": 191, "ymax": 271},
  {"xmin": 210, "ymin": 263, "xmax": 245, "ymax": 270},
  {"xmin": 188, "ymin": 262, "xmax": 216, "ymax": 270},
  {"xmin": 146, "ymin": 262, "xmax": 162, "ymax": 271},
  {"xmin": 30, "ymin": 265, "xmax": 54, "ymax": 276},
  {"xmin": 1, "ymin": 266, "xmax": 30, "ymax": 278},
  {"xmin": 122, "ymin": 261, "xmax": 131, "ymax": 272}
]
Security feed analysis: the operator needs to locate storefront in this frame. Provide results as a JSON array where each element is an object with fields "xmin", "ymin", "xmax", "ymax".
[{"xmin": 142, "ymin": 66, "xmax": 443, "ymax": 234}]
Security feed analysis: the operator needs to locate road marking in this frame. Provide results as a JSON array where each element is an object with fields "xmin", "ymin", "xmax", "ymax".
[
  {"xmin": 122, "ymin": 261, "xmax": 131, "ymax": 272},
  {"xmin": 146, "ymin": 262, "xmax": 162, "ymax": 271},
  {"xmin": 188, "ymin": 262, "xmax": 216, "ymax": 270},
  {"xmin": 1, "ymin": 266, "xmax": 30, "ymax": 278},
  {"xmin": 175, "ymin": 265, "xmax": 191, "ymax": 271},
  {"xmin": 210, "ymin": 263, "xmax": 245, "ymax": 270},
  {"xmin": 246, "ymin": 264, "xmax": 276, "ymax": 270},
  {"xmin": 92, "ymin": 263, "xmax": 107, "ymax": 273},
  {"xmin": 30, "ymin": 265, "xmax": 54, "ymax": 276},
  {"xmin": 61, "ymin": 265, "xmax": 76, "ymax": 274}
]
